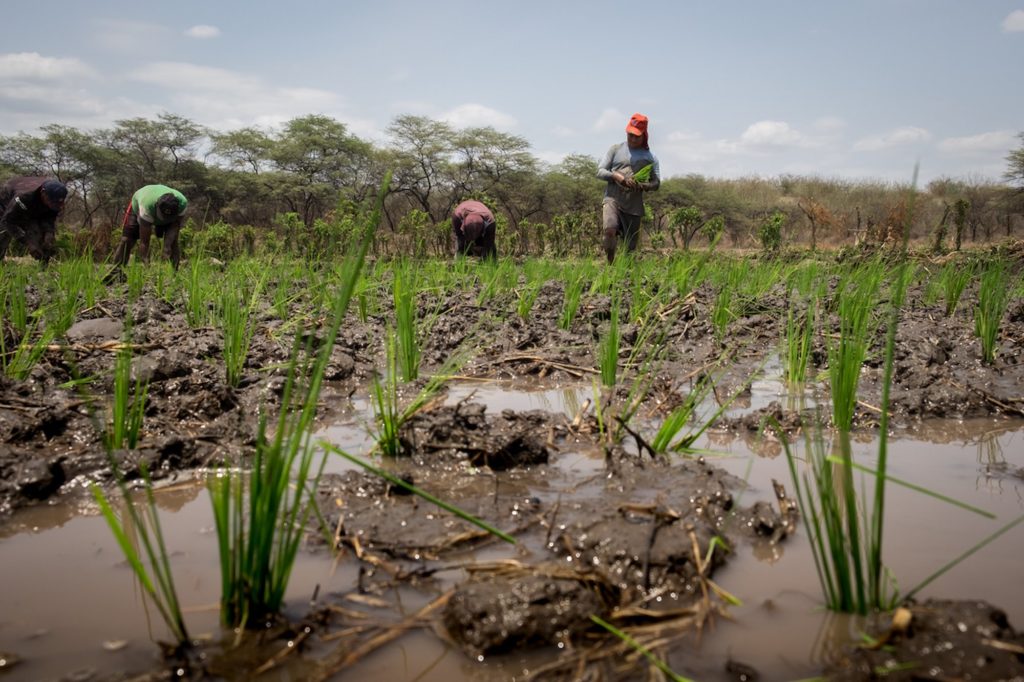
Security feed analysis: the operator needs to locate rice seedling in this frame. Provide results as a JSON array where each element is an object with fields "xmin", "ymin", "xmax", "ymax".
[
  {"xmin": 476, "ymin": 257, "xmax": 515, "ymax": 305},
  {"xmin": 0, "ymin": 268, "xmax": 29, "ymax": 335},
  {"xmin": 208, "ymin": 172, "xmax": 391, "ymax": 629},
  {"xmin": 219, "ymin": 280, "xmax": 263, "ymax": 389},
  {"xmin": 105, "ymin": 343, "xmax": 149, "ymax": 450},
  {"xmin": 784, "ymin": 298, "xmax": 816, "ymax": 386},
  {"xmin": 787, "ymin": 260, "xmax": 823, "ymax": 298},
  {"xmin": 1, "ymin": 320, "xmax": 55, "ymax": 380},
  {"xmin": 126, "ymin": 259, "xmax": 146, "ymax": 301},
  {"xmin": 355, "ymin": 275, "xmax": 372, "ymax": 323},
  {"xmin": 711, "ymin": 285, "xmax": 733, "ymax": 342},
  {"xmin": 828, "ymin": 262, "xmax": 883, "ymax": 431},
  {"xmin": 91, "ymin": 463, "xmax": 190, "ymax": 647},
  {"xmin": 781, "ymin": 423, "xmax": 891, "ymax": 614},
  {"xmin": 652, "ymin": 356, "xmax": 764, "ymax": 456},
  {"xmin": 940, "ymin": 260, "xmax": 973, "ymax": 317},
  {"xmin": 781, "ymin": 176, "xmax": 1018, "ymax": 614},
  {"xmin": 516, "ymin": 278, "xmax": 542, "ymax": 322},
  {"xmin": 628, "ymin": 268, "xmax": 658, "ymax": 325},
  {"xmin": 650, "ymin": 375, "xmax": 714, "ymax": 453},
  {"xmin": 370, "ymin": 328, "xmax": 460, "ymax": 458},
  {"xmin": 47, "ymin": 258, "xmax": 98, "ymax": 336},
  {"xmin": 708, "ymin": 259, "xmax": 745, "ymax": 341},
  {"xmin": 974, "ymin": 259, "xmax": 1011, "ymax": 364},
  {"xmin": 393, "ymin": 265, "xmax": 420, "ymax": 382},
  {"xmin": 596, "ymin": 310, "xmax": 676, "ymax": 446},
  {"xmin": 559, "ymin": 275, "xmax": 585, "ymax": 330},
  {"xmin": 370, "ymin": 331, "xmax": 404, "ymax": 458},
  {"xmin": 598, "ymin": 289, "xmax": 621, "ymax": 387},
  {"xmin": 183, "ymin": 257, "xmax": 211, "ymax": 328},
  {"xmin": 633, "ymin": 163, "xmax": 654, "ymax": 183}
]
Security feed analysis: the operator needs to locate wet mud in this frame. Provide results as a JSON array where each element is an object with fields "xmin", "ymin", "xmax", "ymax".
[{"xmin": 2, "ymin": 258, "xmax": 1024, "ymax": 680}]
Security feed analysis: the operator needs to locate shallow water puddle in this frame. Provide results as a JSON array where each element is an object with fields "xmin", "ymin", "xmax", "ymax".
[
  {"xmin": 1, "ymin": 380, "xmax": 1022, "ymax": 681},
  {"xmin": 691, "ymin": 419, "xmax": 1024, "ymax": 680}
]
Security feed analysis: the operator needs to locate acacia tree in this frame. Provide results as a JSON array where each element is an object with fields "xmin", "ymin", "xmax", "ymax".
[
  {"xmin": 451, "ymin": 126, "xmax": 542, "ymax": 230},
  {"xmin": 386, "ymin": 115, "xmax": 455, "ymax": 223},
  {"xmin": 270, "ymin": 115, "xmax": 373, "ymax": 225},
  {"xmin": 1006, "ymin": 132, "xmax": 1024, "ymax": 189},
  {"xmin": 210, "ymin": 127, "xmax": 274, "ymax": 175}
]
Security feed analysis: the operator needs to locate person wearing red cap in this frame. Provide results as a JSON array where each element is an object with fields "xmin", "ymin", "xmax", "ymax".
[
  {"xmin": 0, "ymin": 176, "xmax": 68, "ymax": 265},
  {"xmin": 596, "ymin": 113, "xmax": 660, "ymax": 263},
  {"xmin": 451, "ymin": 199, "xmax": 497, "ymax": 259}
]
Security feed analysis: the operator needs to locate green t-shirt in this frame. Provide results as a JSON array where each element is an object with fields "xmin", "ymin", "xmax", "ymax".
[{"xmin": 131, "ymin": 185, "xmax": 188, "ymax": 225}]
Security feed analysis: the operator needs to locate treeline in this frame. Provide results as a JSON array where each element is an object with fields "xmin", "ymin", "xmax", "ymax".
[{"xmin": 1, "ymin": 113, "xmax": 1020, "ymax": 259}]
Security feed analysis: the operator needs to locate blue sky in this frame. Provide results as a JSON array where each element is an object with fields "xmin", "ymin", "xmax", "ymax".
[{"xmin": 2, "ymin": 1, "xmax": 1022, "ymax": 184}]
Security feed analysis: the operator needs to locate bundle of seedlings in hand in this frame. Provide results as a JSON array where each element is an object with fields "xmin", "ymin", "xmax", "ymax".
[{"xmin": 633, "ymin": 163, "xmax": 653, "ymax": 183}]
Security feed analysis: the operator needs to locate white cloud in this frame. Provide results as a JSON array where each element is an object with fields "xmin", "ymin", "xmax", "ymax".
[
  {"xmin": 0, "ymin": 53, "xmax": 111, "ymax": 132},
  {"xmin": 127, "ymin": 61, "xmax": 350, "ymax": 131},
  {"xmin": 937, "ymin": 130, "xmax": 1017, "ymax": 154},
  {"xmin": 1001, "ymin": 10, "xmax": 1024, "ymax": 32},
  {"xmin": 853, "ymin": 126, "xmax": 931, "ymax": 151},
  {"xmin": 184, "ymin": 25, "xmax": 221, "ymax": 39},
  {"xmin": 740, "ymin": 120, "xmax": 804, "ymax": 147},
  {"xmin": 439, "ymin": 103, "xmax": 517, "ymax": 130},
  {"xmin": 0, "ymin": 52, "xmax": 95, "ymax": 80}
]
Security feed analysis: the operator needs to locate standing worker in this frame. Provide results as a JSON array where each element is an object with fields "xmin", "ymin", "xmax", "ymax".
[
  {"xmin": 596, "ymin": 113, "xmax": 660, "ymax": 263},
  {"xmin": 451, "ymin": 199, "xmax": 497, "ymax": 259},
  {"xmin": 0, "ymin": 176, "xmax": 68, "ymax": 265},
  {"xmin": 111, "ymin": 184, "xmax": 188, "ymax": 270}
]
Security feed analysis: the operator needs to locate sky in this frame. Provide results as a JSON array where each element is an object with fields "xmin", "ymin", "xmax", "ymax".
[{"xmin": 2, "ymin": 1, "xmax": 1022, "ymax": 185}]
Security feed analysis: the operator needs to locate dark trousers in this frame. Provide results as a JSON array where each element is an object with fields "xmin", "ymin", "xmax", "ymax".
[
  {"xmin": 111, "ymin": 204, "xmax": 182, "ymax": 269},
  {"xmin": 455, "ymin": 221, "xmax": 497, "ymax": 259},
  {"xmin": 0, "ymin": 223, "xmax": 56, "ymax": 263}
]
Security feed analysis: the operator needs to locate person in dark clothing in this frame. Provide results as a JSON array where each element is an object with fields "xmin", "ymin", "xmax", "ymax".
[
  {"xmin": 0, "ymin": 176, "xmax": 68, "ymax": 265},
  {"xmin": 596, "ymin": 113, "xmax": 660, "ymax": 263},
  {"xmin": 451, "ymin": 199, "xmax": 497, "ymax": 259},
  {"xmin": 111, "ymin": 184, "xmax": 188, "ymax": 271}
]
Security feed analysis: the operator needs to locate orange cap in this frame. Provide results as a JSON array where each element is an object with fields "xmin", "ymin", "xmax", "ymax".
[{"xmin": 626, "ymin": 113, "xmax": 648, "ymax": 136}]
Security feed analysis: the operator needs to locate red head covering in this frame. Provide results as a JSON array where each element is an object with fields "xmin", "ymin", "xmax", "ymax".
[{"xmin": 626, "ymin": 113, "xmax": 649, "ymax": 149}]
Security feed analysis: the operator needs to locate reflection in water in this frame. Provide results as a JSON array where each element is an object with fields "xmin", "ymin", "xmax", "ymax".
[
  {"xmin": 0, "ymin": 473, "xmax": 205, "ymax": 539},
  {"xmin": 1, "ymin": 376, "xmax": 1023, "ymax": 682}
]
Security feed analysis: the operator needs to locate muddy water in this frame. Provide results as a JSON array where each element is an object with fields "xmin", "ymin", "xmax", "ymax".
[{"xmin": 1, "ymin": 381, "xmax": 1022, "ymax": 681}]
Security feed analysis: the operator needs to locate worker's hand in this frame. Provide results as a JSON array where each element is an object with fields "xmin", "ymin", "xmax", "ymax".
[{"xmin": 622, "ymin": 177, "xmax": 639, "ymax": 190}]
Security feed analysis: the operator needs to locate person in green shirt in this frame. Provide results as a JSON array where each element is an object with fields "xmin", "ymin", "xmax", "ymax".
[{"xmin": 111, "ymin": 184, "xmax": 188, "ymax": 270}]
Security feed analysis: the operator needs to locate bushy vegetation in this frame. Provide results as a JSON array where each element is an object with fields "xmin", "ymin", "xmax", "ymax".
[{"xmin": 2, "ymin": 115, "xmax": 1020, "ymax": 263}]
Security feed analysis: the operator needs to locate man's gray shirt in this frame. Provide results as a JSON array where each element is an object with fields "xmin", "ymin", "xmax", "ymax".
[{"xmin": 596, "ymin": 142, "xmax": 661, "ymax": 216}]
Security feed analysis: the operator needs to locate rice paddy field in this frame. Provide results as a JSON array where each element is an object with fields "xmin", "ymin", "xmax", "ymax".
[{"xmin": 1, "ymin": 235, "xmax": 1023, "ymax": 681}]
